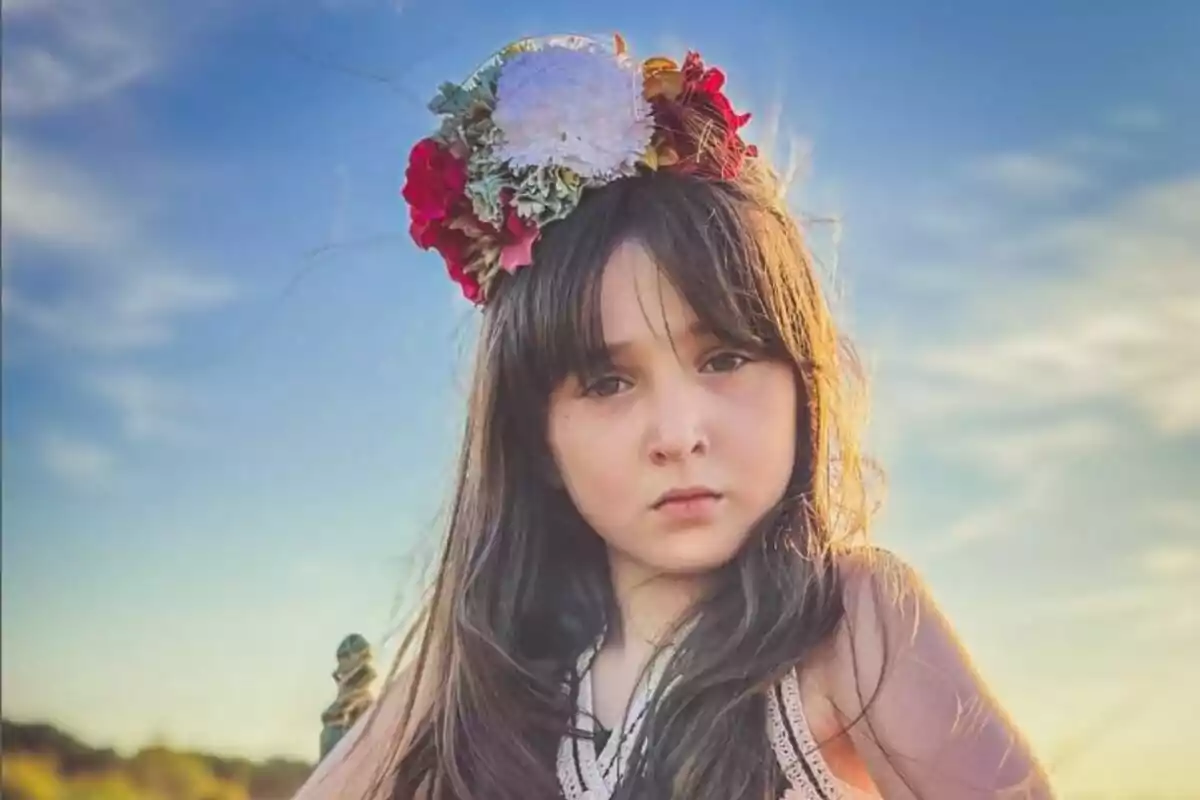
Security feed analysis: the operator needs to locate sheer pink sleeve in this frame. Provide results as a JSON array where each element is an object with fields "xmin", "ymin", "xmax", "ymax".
[{"xmin": 823, "ymin": 550, "xmax": 1056, "ymax": 799}]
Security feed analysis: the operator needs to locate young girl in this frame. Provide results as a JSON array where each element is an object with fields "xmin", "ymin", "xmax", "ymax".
[{"xmin": 295, "ymin": 34, "xmax": 1053, "ymax": 800}]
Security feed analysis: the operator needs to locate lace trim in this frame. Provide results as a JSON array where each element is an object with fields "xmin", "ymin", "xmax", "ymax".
[
  {"xmin": 557, "ymin": 643, "xmax": 665, "ymax": 800},
  {"xmin": 560, "ymin": 631, "xmax": 850, "ymax": 800},
  {"xmin": 558, "ymin": 646, "xmax": 600, "ymax": 799},
  {"xmin": 767, "ymin": 669, "xmax": 843, "ymax": 800}
]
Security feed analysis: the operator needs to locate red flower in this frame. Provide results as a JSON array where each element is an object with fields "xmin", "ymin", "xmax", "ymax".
[
  {"xmin": 445, "ymin": 251, "xmax": 483, "ymax": 305},
  {"xmin": 402, "ymin": 138, "xmax": 468, "ymax": 226},
  {"xmin": 430, "ymin": 226, "xmax": 482, "ymax": 304},
  {"xmin": 401, "ymin": 138, "xmax": 482, "ymax": 303},
  {"xmin": 648, "ymin": 52, "xmax": 757, "ymax": 179},
  {"xmin": 496, "ymin": 191, "xmax": 540, "ymax": 273},
  {"xmin": 409, "ymin": 215, "xmax": 441, "ymax": 250}
]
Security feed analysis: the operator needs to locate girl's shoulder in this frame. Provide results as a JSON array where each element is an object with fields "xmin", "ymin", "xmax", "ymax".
[
  {"xmin": 831, "ymin": 544, "xmax": 918, "ymax": 595},
  {"xmin": 803, "ymin": 546, "xmax": 923, "ymax": 677},
  {"xmin": 780, "ymin": 547, "xmax": 922, "ymax": 790},
  {"xmin": 811, "ymin": 544, "xmax": 951, "ymax": 716},
  {"xmin": 805, "ymin": 546, "xmax": 1055, "ymax": 798}
]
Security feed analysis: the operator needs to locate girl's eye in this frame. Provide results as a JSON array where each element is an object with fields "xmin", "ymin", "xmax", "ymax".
[
  {"xmin": 582, "ymin": 375, "xmax": 630, "ymax": 398},
  {"xmin": 701, "ymin": 351, "xmax": 751, "ymax": 373}
]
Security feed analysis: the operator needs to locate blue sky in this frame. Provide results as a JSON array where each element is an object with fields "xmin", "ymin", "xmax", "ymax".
[{"xmin": 2, "ymin": 1, "xmax": 1198, "ymax": 796}]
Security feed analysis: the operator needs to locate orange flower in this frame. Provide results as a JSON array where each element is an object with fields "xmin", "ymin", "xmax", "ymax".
[
  {"xmin": 640, "ymin": 51, "xmax": 756, "ymax": 179},
  {"xmin": 642, "ymin": 57, "xmax": 684, "ymax": 102}
]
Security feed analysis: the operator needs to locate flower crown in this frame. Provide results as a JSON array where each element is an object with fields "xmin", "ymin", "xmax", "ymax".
[{"xmin": 401, "ymin": 34, "xmax": 758, "ymax": 305}]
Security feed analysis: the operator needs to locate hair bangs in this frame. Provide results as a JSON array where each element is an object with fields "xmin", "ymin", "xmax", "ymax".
[
  {"xmin": 489, "ymin": 181, "xmax": 623, "ymax": 411},
  {"xmin": 491, "ymin": 173, "xmax": 787, "ymax": 414},
  {"xmin": 621, "ymin": 175, "xmax": 783, "ymax": 358}
]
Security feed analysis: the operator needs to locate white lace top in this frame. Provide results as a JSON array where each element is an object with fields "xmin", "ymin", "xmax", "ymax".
[
  {"xmin": 556, "ymin": 645, "xmax": 879, "ymax": 800},
  {"xmin": 768, "ymin": 669, "xmax": 878, "ymax": 800}
]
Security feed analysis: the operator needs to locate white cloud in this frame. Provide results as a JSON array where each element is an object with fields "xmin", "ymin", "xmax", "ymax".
[
  {"xmin": 3, "ymin": 269, "xmax": 234, "ymax": 354},
  {"xmin": 884, "ymin": 165, "xmax": 1199, "ymax": 556},
  {"xmin": 899, "ymin": 175, "xmax": 1200, "ymax": 436},
  {"xmin": 1, "ymin": 0, "xmax": 159, "ymax": 116},
  {"xmin": 1, "ymin": 135, "xmax": 234, "ymax": 472},
  {"xmin": 0, "ymin": 137, "xmax": 131, "ymax": 252},
  {"xmin": 37, "ymin": 432, "xmax": 117, "ymax": 489},
  {"xmin": 936, "ymin": 417, "xmax": 1118, "ymax": 477},
  {"xmin": 924, "ymin": 467, "xmax": 1059, "ymax": 555},
  {"xmin": 1032, "ymin": 580, "xmax": 1198, "ymax": 639},
  {"xmin": 1040, "ymin": 584, "xmax": 1175, "ymax": 619},
  {"xmin": 1017, "ymin": 519, "xmax": 1200, "ymax": 642},
  {"xmin": 86, "ymin": 369, "xmax": 192, "ymax": 444},
  {"xmin": 744, "ymin": 95, "xmax": 816, "ymax": 209},
  {"xmin": 969, "ymin": 152, "xmax": 1092, "ymax": 198},
  {"xmin": 1, "ymin": 137, "xmax": 237, "ymax": 354}
]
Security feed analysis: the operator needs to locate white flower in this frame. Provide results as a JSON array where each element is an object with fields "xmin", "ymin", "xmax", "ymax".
[{"xmin": 491, "ymin": 43, "xmax": 653, "ymax": 179}]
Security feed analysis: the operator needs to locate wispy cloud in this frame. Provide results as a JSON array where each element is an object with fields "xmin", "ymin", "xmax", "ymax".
[
  {"xmin": 926, "ymin": 467, "xmax": 1060, "ymax": 555},
  {"xmin": 885, "ymin": 116, "xmax": 1198, "ymax": 557},
  {"xmin": 2, "ymin": 137, "xmax": 237, "ymax": 354},
  {"xmin": 3, "ymin": 274, "xmax": 234, "ymax": 355},
  {"xmin": 1029, "ymin": 536, "xmax": 1200, "ymax": 641},
  {"xmin": 968, "ymin": 152, "xmax": 1092, "ymax": 199},
  {"xmin": 900, "ymin": 175, "xmax": 1200, "ymax": 436},
  {"xmin": 1039, "ymin": 584, "xmax": 1177, "ymax": 620},
  {"xmin": 86, "ymin": 369, "xmax": 193, "ymax": 444},
  {"xmin": 0, "ymin": 136, "xmax": 131, "ymax": 252},
  {"xmin": 1, "ymin": 0, "xmax": 159, "ymax": 117},
  {"xmin": 745, "ymin": 94, "xmax": 816, "ymax": 209},
  {"xmin": 2, "ymin": 75, "xmax": 235, "ymax": 485},
  {"xmin": 934, "ymin": 417, "xmax": 1118, "ymax": 478},
  {"xmin": 36, "ymin": 431, "xmax": 118, "ymax": 490}
]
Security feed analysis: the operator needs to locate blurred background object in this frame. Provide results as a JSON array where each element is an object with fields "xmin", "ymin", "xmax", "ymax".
[{"xmin": 318, "ymin": 633, "xmax": 377, "ymax": 761}]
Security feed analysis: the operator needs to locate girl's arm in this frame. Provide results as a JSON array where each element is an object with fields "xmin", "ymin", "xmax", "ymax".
[{"xmin": 821, "ymin": 550, "xmax": 1056, "ymax": 799}]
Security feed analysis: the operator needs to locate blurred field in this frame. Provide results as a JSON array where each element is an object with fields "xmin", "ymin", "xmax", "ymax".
[
  {"xmin": 5, "ymin": 715, "xmax": 1197, "ymax": 799},
  {"xmin": 1, "ymin": 720, "xmax": 311, "ymax": 800}
]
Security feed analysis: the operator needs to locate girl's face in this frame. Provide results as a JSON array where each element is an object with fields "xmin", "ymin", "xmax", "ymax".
[{"xmin": 546, "ymin": 240, "xmax": 798, "ymax": 582}]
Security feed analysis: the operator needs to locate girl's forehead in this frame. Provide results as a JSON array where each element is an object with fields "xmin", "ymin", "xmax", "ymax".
[{"xmin": 598, "ymin": 240, "xmax": 701, "ymax": 346}]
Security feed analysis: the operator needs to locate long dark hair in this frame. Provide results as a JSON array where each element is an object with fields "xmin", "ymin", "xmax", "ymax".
[{"xmin": 376, "ymin": 161, "xmax": 874, "ymax": 799}]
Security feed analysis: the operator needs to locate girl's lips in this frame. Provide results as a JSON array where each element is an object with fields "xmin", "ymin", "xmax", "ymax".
[
  {"xmin": 652, "ymin": 486, "xmax": 721, "ymax": 508},
  {"xmin": 652, "ymin": 489, "xmax": 724, "ymax": 523}
]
